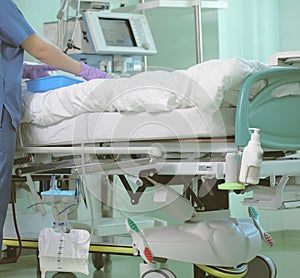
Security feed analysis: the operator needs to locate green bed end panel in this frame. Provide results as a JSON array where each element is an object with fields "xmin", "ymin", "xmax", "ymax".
[{"xmin": 235, "ymin": 67, "xmax": 300, "ymax": 150}]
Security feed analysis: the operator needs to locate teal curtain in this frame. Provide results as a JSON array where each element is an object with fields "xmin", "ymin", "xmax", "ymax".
[
  {"xmin": 218, "ymin": 0, "xmax": 280, "ymax": 63},
  {"xmin": 279, "ymin": 0, "xmax": 300, "ymax": 52}
]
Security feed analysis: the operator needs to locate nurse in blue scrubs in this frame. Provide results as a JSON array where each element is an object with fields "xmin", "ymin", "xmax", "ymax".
[{"xmin": 0, "ymin": 0, "xmax": 110, "ymax": 259}]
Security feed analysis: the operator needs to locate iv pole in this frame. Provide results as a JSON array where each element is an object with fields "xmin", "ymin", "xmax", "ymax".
[{"xmin": 194, "ymin": 0, "xmax": 203, "ymax": 63}]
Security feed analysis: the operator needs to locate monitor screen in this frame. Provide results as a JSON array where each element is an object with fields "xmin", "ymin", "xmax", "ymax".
[
  {"xmin": 99, "ymin": 18, "xmax": 137, "ymax": 47},
  {"xmin": 82, "ymin": 11, "xmax": 157, "ymax": 55}
]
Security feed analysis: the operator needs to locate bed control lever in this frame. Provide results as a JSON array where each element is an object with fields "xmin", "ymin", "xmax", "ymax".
[
  {"xmin": 139, "ymin": 169, "xmax": 158, "ymax": 177},
  {"xmin": 119, "ymin": 175, "xmax": 154, "ymax": 205},
  {"xmin": 15, "ymin": 159, "xmax": 78, "ymax": 176},
  {"xmin": 243, "ymin": 175, "xmax": 289, "ymax": 210},
  {"xmin": 14, "ymin": 154, "xmax": 33, "ymax": 165}
]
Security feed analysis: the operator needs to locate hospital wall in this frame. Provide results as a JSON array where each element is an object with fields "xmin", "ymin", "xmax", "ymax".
[{"xmin": 15, "ymin": 0, "xmax": 300, "ymax": 68}]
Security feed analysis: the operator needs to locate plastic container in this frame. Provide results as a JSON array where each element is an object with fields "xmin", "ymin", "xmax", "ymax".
[
  {"xmin": 26, "ymin": 75, "xmax": 83, "ymax": 92},
  {"xmin": 239, "ymin": 128, "xmax": 264, "ymax": 184}
]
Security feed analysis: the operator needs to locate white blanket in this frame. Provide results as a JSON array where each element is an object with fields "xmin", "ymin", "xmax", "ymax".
[{"xmin": 22, "ymin": 58, "xmax": 267, "ymax": 126}]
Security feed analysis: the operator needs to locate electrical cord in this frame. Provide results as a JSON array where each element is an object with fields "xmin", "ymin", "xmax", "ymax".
[{"xmin": 1, "ymin": 187, "xmax": 22, "ymax": 264}]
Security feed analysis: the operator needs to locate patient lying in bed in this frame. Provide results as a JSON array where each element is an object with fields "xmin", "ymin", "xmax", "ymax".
[{"xmin": 22, "ymin": 57, "xmax": 268, "ymax": 127}]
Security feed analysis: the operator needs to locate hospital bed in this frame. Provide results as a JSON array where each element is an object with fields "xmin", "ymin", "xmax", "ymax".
[{"xmin": 7, "ymin": 58, "xmax": 300, "ymax": 277}]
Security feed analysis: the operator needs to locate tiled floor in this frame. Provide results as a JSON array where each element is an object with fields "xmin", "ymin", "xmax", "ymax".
[
  {"xmin": 0, "ymin": 251, "xmax": 192, "ymax": 278},
  {"xmin": 261, "ymin": 230, "xmax": 300, "ymax": 278}
]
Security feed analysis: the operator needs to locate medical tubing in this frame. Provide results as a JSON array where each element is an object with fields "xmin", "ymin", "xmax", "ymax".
[
  {"xmin": 56, "ymin": 0, "xmax": 67, "ymax": 20},
  {"xmin": 69, "ymin": 0, "xmax": 81, "ymax": 46},
  {"xmin": 76, "ymin": 141, "xmax": 94, "ymax": 244},
  {"xmin": 27, "ymin": 202, "xmax": 43, "ymax": 210},
  {"xmin": 57, "ymin": 203, "xmax": 79, "ymax": 216},
  {"xmin": 57, "ymin": 178, "xmax": 80, "ymax": 216},
  {"xmin": 57, "ymin": 0, "xmax": 70, "ymax": 50},
  {"xmin": 17, "ymin": 125, "xmax": 24, "ymax": 147},
  {"xmin": 1, "ymin": 189, "xmax": 22, "ymax": 264},
  {"xmin": 50, "ymin": 175, "xmax": 63, "ymax": 232}
]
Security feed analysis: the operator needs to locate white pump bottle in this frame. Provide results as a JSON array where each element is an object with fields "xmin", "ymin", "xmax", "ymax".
[{"xmin": 239, "ymin": 128, "xmax": 263, "ymax": 185}]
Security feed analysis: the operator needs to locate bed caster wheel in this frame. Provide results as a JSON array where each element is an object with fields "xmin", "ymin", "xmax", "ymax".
[
  {"xmin": 194, "ymin": 263, "xmax": 248, "ymax": 278},
  {"xmin": 142, "ymin": 268, "xmax": 177, "ymax": 278},
  {"xmin": 92, "ymin": 252, "xmax": 104, "ymax": 270},
  {"xmin": 244, "ymin": 254, "xmax": 277, "ymax": 278},
  {"xmin": 51, "ymin": 273, "xmax": 77, "ymax": 278},
  {"xmin": 92, "ymin": 252, "xmax": 111, "ymax": 270}
]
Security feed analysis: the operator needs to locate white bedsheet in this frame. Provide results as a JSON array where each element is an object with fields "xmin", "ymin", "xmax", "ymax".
[
  {"xmin": 19, "ymin": 108, "xmax": 235, "ymax": 146},
  {"xmin": 21, "ymin": 58, "xmax": 267, "ymax": 127}
]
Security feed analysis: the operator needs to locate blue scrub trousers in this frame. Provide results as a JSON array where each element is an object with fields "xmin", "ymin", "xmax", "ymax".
[{"xmin": 0, "ymin": 106, "xmax": 17, "ymax": 255}]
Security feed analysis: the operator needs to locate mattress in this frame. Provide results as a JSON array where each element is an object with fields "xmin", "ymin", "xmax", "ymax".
[{"xmin": 18, "ymin": 107, "xmax": 235, "ymax": 146}]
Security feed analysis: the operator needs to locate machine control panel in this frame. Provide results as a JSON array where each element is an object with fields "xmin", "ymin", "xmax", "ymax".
[{"xmin": 83, "ymin": 11, "xmax": 157, "ymax": 55}]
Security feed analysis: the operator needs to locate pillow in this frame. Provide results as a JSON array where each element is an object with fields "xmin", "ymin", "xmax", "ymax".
[{"xmin": 185, "ymin": 57, "xmax": 268, "ymax": 108}]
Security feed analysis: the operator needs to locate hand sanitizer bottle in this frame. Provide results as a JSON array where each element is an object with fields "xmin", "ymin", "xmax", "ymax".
[{"xmin": 239, "ymin": 128, "xmax": 263, "ymax": 184}]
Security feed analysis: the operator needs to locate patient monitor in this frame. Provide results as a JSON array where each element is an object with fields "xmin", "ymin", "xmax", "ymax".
[{"xmin": 83, "ymin": 11, "xmax": 157, "ymax": 55}]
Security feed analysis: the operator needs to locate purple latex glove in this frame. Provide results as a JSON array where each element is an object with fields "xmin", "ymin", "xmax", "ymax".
[
  {"xmin": 22, "ymin": 64, "xmax": 57, "ymax": 80},
  {"xmin": 76, "ymin": 62, "xmax": 111, "ymax": 80}
]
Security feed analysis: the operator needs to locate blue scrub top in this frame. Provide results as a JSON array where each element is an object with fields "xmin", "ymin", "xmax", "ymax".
[{"xmin": 0, "ymin": 0, "xmax": 35, "ymax": 128}]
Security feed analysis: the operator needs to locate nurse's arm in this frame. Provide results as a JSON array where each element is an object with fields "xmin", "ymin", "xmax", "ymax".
[{"xmin": 20, "ymin": 33, "xmax": 82, "ymax": 75}]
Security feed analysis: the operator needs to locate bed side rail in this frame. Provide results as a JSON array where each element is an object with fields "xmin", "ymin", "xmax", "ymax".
[{"xmin": 235, "ymin": 67, "xmax": 300, "ymax": 150}]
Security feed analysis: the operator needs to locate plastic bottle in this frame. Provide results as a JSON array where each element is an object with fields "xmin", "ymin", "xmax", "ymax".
[{"xmin": 239, "ymin": 128, "xmax": 263, "ymax": 184}]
